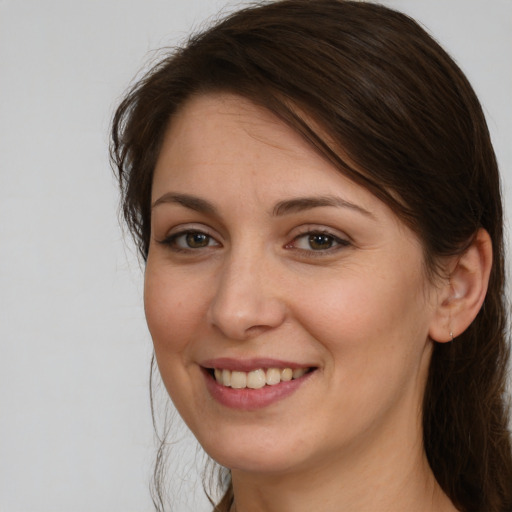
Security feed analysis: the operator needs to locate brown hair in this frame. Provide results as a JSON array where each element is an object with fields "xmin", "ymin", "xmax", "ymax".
[{"xmin": 110, "ymin": 1, "xmax": 512, "ymax": 510}]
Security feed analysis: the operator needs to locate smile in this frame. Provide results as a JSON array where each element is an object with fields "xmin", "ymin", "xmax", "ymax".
[
  {"xmin": 201, "ymin": 358, "xmax": 317, "ymax": 409},
  {"xmin": 212, "ymin": 367, "xmax": 311, "ymax": 389}
]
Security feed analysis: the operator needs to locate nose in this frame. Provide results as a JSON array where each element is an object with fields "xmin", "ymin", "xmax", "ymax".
[{"xmin": 207, "ymin": 249, "xmax": 287, "ymax": 341}]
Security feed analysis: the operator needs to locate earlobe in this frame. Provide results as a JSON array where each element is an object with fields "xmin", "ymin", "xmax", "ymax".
[{"xmin": 429, "ymin": 228, "xmax": 493, "ymax": 343}]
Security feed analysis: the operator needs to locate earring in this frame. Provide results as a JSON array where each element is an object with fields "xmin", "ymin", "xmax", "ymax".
[{"xmin": 450, "ymin": 331, "xmax": 454, "ymax": 341}]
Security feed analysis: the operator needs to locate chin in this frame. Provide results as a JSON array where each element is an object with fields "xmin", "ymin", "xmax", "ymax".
[
  {"xmin": 209, "ymin": 447, "xmax": 300, "ymax": 475},
  {"xmin": 196, "ymin": 426, "xmax": 310, "ymax": 475}
]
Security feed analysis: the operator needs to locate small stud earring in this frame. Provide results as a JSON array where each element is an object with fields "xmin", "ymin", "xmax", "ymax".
[{"xmin": 450, "ymin": 331, "xmax": 454, "ymax": 341}]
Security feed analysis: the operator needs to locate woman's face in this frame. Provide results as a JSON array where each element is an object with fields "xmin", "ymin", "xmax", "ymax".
[{"xmin": 145, "ymin": 93, "xmax": 441, "ymax": 475}]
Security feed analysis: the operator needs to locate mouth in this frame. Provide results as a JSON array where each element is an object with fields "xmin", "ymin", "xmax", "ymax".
[
  {"xmin": 206, "ymin": 366, "xmax": 316, "ymax": 389},
  {"xmin": 201, "ymin": 360, "xmax": 317, "ymax": 410}
]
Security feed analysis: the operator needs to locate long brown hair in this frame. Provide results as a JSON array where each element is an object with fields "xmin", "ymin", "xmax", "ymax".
[{"xmin": 110, "ymin": 1, "xmax": 512, "ymax": 510}]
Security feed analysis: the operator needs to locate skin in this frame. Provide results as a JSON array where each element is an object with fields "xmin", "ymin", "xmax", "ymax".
[{"xmin": 145, "ymin": 93, "xmax": 460, "ymax": 511}]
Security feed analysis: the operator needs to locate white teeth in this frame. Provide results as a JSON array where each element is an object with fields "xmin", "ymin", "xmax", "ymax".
[
  {"xmin": 266, "ymin": 368, "xmax": 281, "ymax": 386},
  {"xmin": 222, "ymin": 369, "xmax": 231, "ymax": 387},
  {"xmin": 247, "ymin": 369, "xmax": 266, "ymax": 389},
  {"xmin": 230, "ymin": 371, "xmax": 247, "ymax": 389},
  {"xmin": 280, "ymin": 368, "xmax": 293, "ymax": 382},
  {"xmin": 212, "ymin": 367, "xmax": 310, "ymax": 388}
]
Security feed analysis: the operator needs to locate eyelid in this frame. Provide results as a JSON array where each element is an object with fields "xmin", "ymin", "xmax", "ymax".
[
  {"xmin": 158, "ymin": 222, "xmax": 217, "ymax": 239},
  {"xmin": 287, "ymin": 224, "xmax": 351, "ymax": 243}
]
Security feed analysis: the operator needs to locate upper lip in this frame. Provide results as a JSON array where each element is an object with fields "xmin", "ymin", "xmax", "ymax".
[{"xmin": 200, "ymin": 357, "xmax": 315, "ymax": 372}]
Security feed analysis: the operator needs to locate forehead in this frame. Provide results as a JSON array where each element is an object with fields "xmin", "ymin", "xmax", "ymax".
[
  {"xmin": 152, "ymin": 93, "xmax": 376, "ymax": 210},
  {"xmin": 155, "ymin": 93, "xmax": 316, "ymax": 177}
]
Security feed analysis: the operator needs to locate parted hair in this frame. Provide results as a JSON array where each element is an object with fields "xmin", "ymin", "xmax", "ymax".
[{"xmin": 110, "ymin": 1, "xmax": 512, "ymax": 511}]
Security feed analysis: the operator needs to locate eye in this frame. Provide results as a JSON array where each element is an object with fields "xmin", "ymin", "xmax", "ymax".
[
  {"xmin": 159, "ymin": 230, "xmax": 220, "ymax": 251},
  {"xmin": 303, "ymin": 233, "xmax": 336, "ymax": 251},
  {"xmin": 182, "ymin": 232, "xmax": 212, "ymax": 249},
  {"xmin": 288, "ymin": 230, "xmax": 350, "ymax": 253}
]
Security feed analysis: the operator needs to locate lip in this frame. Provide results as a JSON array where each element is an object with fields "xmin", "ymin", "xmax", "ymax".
[{"xmin": 200, "ymin": 359, "xmax": 316, "ymax": 411}]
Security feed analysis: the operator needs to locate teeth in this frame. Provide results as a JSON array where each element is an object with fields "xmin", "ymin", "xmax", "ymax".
[
  {"xmin": 230, "ymin": 371, "xmax": 246, "ymax": 389},
  {"xmin": 292, "ymin": 368, "xmax": 307, "ymax": 379},
  {"xmin": 280, "ymin": 368, "xmax": 293, "ymax": 382},
  {"xmin": 222, "ymin": 369, "xmax": 231, "ymax": 387},
  {"xmin": 247, "ymin": 369, "xmax": 266, "ymax": 389},
  {"xmin": 266, "ymin": 368, "xmax": 281, "ymax": 386},
  {"xmin": 212, "ymin": 367, "xmax": 310, "ymax": 388}
]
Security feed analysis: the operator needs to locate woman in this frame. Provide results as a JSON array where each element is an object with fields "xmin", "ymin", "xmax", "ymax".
[{"xmin": 110, "ymin": 1, "xmax": 512, "ymax": 511}]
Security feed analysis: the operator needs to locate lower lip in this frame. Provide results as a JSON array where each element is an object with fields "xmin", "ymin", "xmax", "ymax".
[{"xmin": 203, "ymin": 369, "xmax": 314, "ymax": 410}]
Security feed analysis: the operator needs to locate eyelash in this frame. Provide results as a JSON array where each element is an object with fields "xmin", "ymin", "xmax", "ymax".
[
  {"xmin": 158, "ymin": 230, "xmax": 220, "ymax": 252},
  {"xmin": 158, "ymin": 229, "xmax": 350, "ymax": 256},
  {"xmin": 286, "ymin": 230, "xmax": 351, "ymax": 256}
]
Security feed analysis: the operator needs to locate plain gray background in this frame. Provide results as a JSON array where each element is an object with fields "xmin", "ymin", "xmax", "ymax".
[{"xmin": 1, "ymin": 1, "xmax": 511, "ymax": 511}]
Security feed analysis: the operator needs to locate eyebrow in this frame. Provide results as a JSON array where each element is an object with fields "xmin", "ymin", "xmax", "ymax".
[
  {"xmin": 151, "ymin": 192, "xmax": 218, "ymax": 215},
  {"xmin": 151, "ymin": 192, "xmax": 373, "ymax": 218},
  {"xmin": 272, "ymin": 196, "xmax": 374, "ymax": 218}
]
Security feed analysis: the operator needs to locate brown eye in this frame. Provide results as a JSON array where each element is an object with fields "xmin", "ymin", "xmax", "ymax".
[
  {"xmin": 308, "ymin": 234, "xmax": 335, "ymax": 250},
  {"xmin": 288, "ymin": 230, "xmax": 350, "ymax": 254},
  {"xmin": 159, "ymin": 230, "xmax": 220, "ymax": 251},
  {"xmin": 185, "ymin": 232, "xmax": 210, "ymax": 248}
]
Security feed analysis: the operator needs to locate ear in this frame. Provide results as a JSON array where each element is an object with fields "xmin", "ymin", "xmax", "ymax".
[{"xmin": 429, "ymin": 228, "xmax": 493, "ymax": 343}]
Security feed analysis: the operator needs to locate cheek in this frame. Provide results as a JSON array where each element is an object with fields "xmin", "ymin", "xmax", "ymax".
[
  {"xmin": 143, "ymin": 263, "xmax": 212, "ymax": 420},
  {"xmin": 144, "ymin": 263, "xmax": 209, "ymax": 354},
  {"xmin": 290, "ymin": 271, "xmax": 432, "ymax": 437},
  {"xmin": 290, "ymin": 264, "xmax": 432, "ymax": 369}
]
